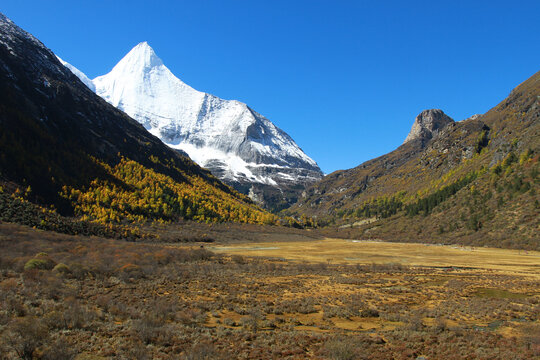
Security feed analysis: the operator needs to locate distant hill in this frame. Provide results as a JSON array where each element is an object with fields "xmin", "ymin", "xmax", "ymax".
[
  {"xmin": 0, "ymin": 13, "xmax": 275, "ymax": 230},
  {"xmin": 289, "ymin": 71, "xmax": 540, "ymax": 250}
]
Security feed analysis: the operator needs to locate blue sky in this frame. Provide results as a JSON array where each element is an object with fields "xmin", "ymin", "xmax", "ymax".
[{"xmin": 2, "ymin": 1, "xmax": 539, "ymax": 173}]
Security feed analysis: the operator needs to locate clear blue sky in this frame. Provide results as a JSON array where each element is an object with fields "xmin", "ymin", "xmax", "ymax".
[{"xmin": 2, "ymin": 1, "xmax": 539, "ymax": 173}]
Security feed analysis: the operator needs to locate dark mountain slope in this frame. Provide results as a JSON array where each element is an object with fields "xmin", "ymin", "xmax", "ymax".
[
  {"xmin": 290, "ymin": 71, "xmax": 539, "ymax": 249},
  {"xmin": 0, "ymin": 13, "xmax": 273, "ymax": 226}
]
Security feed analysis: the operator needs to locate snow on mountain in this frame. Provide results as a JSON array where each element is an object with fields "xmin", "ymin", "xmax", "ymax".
[
  {"xmin": 56, "ymin": 55, "xmax": 96, "ymax": 92},
  {"xmin": 59, "ymin": 42, "xmax": 322, "ymax": 204}
]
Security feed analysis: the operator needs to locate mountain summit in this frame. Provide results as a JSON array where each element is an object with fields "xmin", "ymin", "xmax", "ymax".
[
  {"xmin": 63, "ymin": 42, "xmax": 323, "ymax": 210},
  {"xmin": 92, "ymin": 42, "xmax": 200, "ymax": 140},
  {"xmin": 117, "ymin": 41, "xmax": 164, "ymax": 69},
  {"xmin": 403, "ymin": 109, "xmax": 454, "ymax": 145}
]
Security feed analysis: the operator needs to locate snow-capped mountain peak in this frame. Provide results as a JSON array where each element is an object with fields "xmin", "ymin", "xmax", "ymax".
[
  {"xmin": 92, "ymin": 42, "xmax": 203, "ymax": 133},
  {"xmin": 60, "ymin": 42, "xmax": 323, "ymax": 208},
  {"xmin": 109, "ymin": 41, "xmax": 164, "ymax": 73}
]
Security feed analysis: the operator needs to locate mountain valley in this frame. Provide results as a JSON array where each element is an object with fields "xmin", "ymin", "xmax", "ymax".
[{"xmin": 0, "ymin": 10, "xmax": 538, "ymax": 360}]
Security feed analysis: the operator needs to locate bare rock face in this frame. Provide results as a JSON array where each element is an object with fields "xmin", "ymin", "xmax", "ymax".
[
  {"xmin": 404, "ymin": 109, "xmax": 454, "ymax": 145},
  {"xmin": 462, "ymin": 114, "xmax": 482, "ymax": 122}
]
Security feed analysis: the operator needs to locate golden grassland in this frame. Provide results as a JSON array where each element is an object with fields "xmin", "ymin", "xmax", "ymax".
[
  {"xmin": 208, "ymin": 238, "xmax": 540, "ymax": 277},
  {"xmin": 0, "ymin": 223, "xmax": 538, "ymax": 359}
]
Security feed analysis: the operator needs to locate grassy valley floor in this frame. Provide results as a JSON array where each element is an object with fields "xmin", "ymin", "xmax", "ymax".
[
  {"xmin": 0, "ymin": 223, "xmax": 538, "ymax": 359},
  {"xmin": 208, "ymin": 238, "xmax": 540, "ymax": 277}
]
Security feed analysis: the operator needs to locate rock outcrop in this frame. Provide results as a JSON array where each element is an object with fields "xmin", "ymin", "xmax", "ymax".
[{"xmin": 403, "ymin": 109, "xmax": 454, "ymax": 145}]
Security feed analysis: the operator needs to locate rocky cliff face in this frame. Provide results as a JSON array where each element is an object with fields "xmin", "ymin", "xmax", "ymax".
[{"xmin": 403, "ymin": 109, "xmax": 454, "ymax": 145}]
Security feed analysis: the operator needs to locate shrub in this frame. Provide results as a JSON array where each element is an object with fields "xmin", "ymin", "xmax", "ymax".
[
  {"xmin": 63, "ymin": 299, "xmax": 95, "ymax": 329},
  {"xmin": 0, "ymin": 278, "xmax": 18, "ymax": 293},
  {"xmin": 182, "ymin": 341, "xmax": 228, "ymax": 360},
  {"xmin": 359, "ymin": 308, "xmax": 380, "ymax": 318},
  {"xmin": 44, "ymin": 299, "xmax": 95, "ymax": 330},
  {"xmin": 4, "ymin": 294, "xmax": 26, "ymax": 317},
  {"xmin": 232, "ymin": 255, "xmax": 246, "ymax": 264},
  {"xmin": 177, "ymin": 308, "xmax": 206, "ymax": 327},
  {"xmin": 1, "ymin": 317, "xmax": 49, "ymax": 360},
  {"xmin": 323, "ymin": 337, "xmax": 360, "ymax": 360},
  {"xmin": 133, "ymin": 315, "xmax": 162, "ymax": 344},
  {"xmin": 70, "ymin": 263, "xmax": 90, "ymax": 279},
  {"xmin": 124, "ymin": 343, "xmax": 150, "ymax": 360},
  {"xmin": 95, "ymin": 295, "xmax": 112, "ymax": 312},
  {"xmin": 42, "ymin": 337, "xmax": 76, "ymax": 360},
  {"xmin": 24, "ymin": 258, "xmax": 54, "ymax": 271},
  {"xmin": 52, "ymin": 263, "xmax": 71, "ymax": 275},
  {"xmin": 43, "ymin": 311, "xmax": 66, "ymax": 330},
  {"xmin": 118, "ymin": 263, "xmax": 145, "ymax": 282},
  {"xmin": 152, "ymin": 298, "xmax": 177, "ymax": 321}
]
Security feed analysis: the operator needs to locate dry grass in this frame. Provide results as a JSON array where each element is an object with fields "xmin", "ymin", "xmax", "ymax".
[
  {"xmin": 0, "ymin": 223, "xmax": 539, "ymax": 359},
  {"xmin": 209, "ymin": 238, "xmax": 540, "ymax": 277}
]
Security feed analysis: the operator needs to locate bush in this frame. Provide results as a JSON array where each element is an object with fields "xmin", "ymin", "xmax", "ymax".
[
  {"xmin": 1, "ymin": 317, "xmax": 49, "ymax": 359},
  {"xmin": 182, "ymin": 341, "xmax": 228, "ymax": 360},
  {"xmin": 232, "ymin": 255, "xmax": 246, "ymax": 264},
  {"xmin": 124, "ymin": 343, "xmax": 150, "ymax": 360},
  {"xmin": 359, "ymin": 308, "xmax": 379, "ymax": 318},
  {"xmin": 63, "ymin": 299, "xmax": 95, "ymax": 329},
  {"xmin": 4, "ymin": 294, "xmax": 26, "ymax": 316},
  {"xmin": 118, "ymin": 263, "xmax": 145, "ymax": 282},
  {"xmin": 42, "ymin": 337, "xmax": 76, "ymax": 360},
  {"xmin": 133, "ymin": 315, "xmax": 163, "ymax": 344},
  {"xmin": 52, "ymin": 263, "xmax": 71, "ymax": 275},
  {"xmin": 323, "ymin": 337, "xmax": 359, "ymax": 360},
  {"xmin": 70, "ymin": 263, "xmax": 90, "ymax": 280},
  {"xmin": 24, "ymin": 258, "xmax": 54, "ymax": 271}
]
